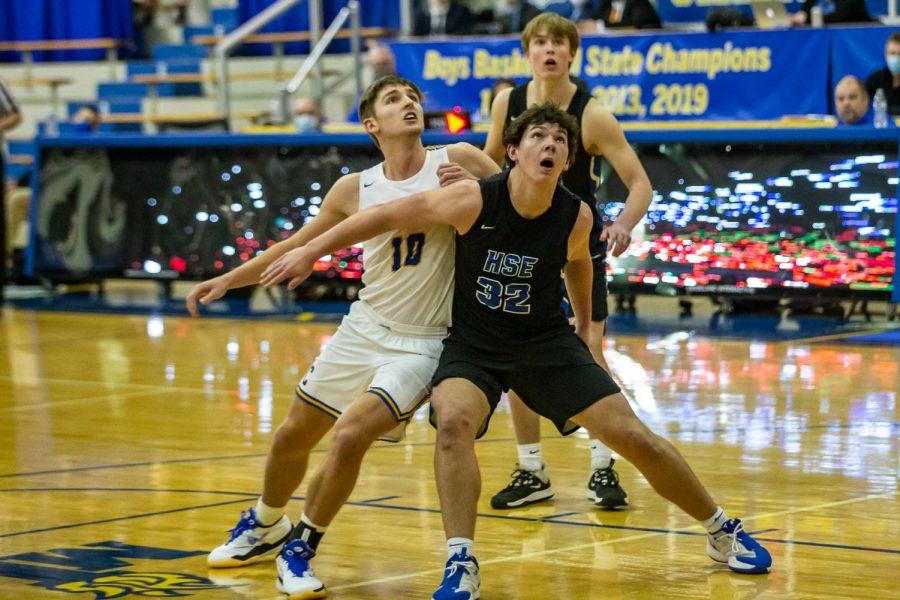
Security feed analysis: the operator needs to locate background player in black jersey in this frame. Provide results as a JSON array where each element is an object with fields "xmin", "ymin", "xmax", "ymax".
[
  {"xmin": 484, "ymin": 12, "xmax": 653, "ymax": 511},
  {"xmin": 260, "ymin": 104, "xmax": 772, "ymax": 600}
]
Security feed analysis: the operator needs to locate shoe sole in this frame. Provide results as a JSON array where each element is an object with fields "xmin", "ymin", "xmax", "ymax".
[
  {"xmin": 208, "ymin": 528, "xmax": 292, "ymax": 568},
  {"xmin": 208, "ymin": 550, "xmax": 280, "ymax": 568},
  {"xmin": 276, "ymin": 579, "xmax": 327, "ymax": 599},
  {"xmin": 707, "ymin": 547, "xmax": 771, "ymax": 575},
  {"xmin": 490, "ymin": 488, "xmax": 554, "ymax": 509}
]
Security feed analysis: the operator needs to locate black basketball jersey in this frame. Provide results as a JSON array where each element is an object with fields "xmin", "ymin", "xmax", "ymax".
[
  {"xmin": 449, "ymin": 171, "xmax": 582, "ymax": 351},
  {"xmin": 505, "ymin": 81, "xmax": 604, "ymax": 257}
]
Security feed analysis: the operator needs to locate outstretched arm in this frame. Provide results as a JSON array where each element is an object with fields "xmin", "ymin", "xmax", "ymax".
[
  {"xmin": 582, "ymin": 101, "xmax": 652, "ymax": 257},
  {"xmin": 185, "ymin": 174, "xmax": 358, "ymax": 316},
  {"xmin": 259, "ymin": 179, "xmax": 483, "ymax": 290}
]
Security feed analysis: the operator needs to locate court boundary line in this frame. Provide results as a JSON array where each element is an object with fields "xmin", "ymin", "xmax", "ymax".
[{"xmin": 0, "ymin": 487, "xmax": 895, "ymax": 557}]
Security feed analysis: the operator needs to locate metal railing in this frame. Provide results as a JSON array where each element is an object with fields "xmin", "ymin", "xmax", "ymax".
[
  {"xmin": 279, "ymin": 0, "xmax": 362, "ymax": 123},
  {"xmin": 213, "ymin": 0, "xmax": 321, "ymax": 123}
]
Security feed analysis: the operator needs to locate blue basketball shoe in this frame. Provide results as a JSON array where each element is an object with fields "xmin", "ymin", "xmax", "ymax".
[
  {"xmin": 208, "ymin": 508, "xmax": 291, "ymax": 567},
  {"xmin": 706, "ymin": 518, "xmax": 772, "ymax": 574},
  {"xmin": 276, "ymin": 539, "xmax": 326, "ymax": 599},
  {"xmin": 433, "ymin": 548, "xmax": 480, "ymax": 600}
]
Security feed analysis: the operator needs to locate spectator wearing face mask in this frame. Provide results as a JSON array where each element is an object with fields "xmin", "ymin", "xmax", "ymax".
[
  {"xmin": 866, "ymin": 33, "xmax": 900, "ymax": 116},
  {"xmin": 293, "ymin": 97, "xmax": 324, "ymax": 133}
]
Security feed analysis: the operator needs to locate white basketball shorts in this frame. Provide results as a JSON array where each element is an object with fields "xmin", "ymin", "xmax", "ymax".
[{"xmin": 294, "ymin": 301, "xmax": 447, "ymax": 442}]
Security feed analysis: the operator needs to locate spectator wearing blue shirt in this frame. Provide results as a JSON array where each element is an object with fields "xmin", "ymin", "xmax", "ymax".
[
  {"xmin": 835, "ymin": 75, "xmax": 872, "ymax": 126},
  {"xmin": 544, "ymin": 0, "xmax": 601, "ymax": 24}
]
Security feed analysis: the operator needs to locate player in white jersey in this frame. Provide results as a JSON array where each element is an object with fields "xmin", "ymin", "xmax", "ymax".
[{"xmin": 185, "ymin": 75, "xmax": 499, "ymax": 599}]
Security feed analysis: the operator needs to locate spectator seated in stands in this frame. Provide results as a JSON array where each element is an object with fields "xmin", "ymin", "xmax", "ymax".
[
  {"xmin": 71, "ymin": 105, "xmax": 101, "ymax": 133},
  {"xmin": 293, "ymin": 97, "xmax": 324, "ymax": 133},
  {"xmin": 413, "ymin": 0, "xmax": 473, "ymax": 36},
  {"xmin": 347, "ymin": 45, "xmax": 399, "ymax": 122},
  {"xmin": 866, "ymin": 33, "xmax": 900, "ymax": 117},
  {"xmin": 597, "ymin": 0, "xmax": 661, "ymax": 29},
  {"xmin": 497, "ymin": 0, "xmax": 542, "ymax": 34},
  {"xmin": 544, "ymin": 0, "xmax": 602, "ymax": 27},
  {"xmin": 790, "ymin": 0, "xmax": 871, "ymax": 25},
  {"xmin": 834, "ymin": 75, "xmax": 872, "ymax": 126}
]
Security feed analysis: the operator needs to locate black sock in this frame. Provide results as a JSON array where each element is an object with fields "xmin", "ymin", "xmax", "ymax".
[{"xmin": 290, "ymin": 522, "xmax": 325, "ymax": 551}]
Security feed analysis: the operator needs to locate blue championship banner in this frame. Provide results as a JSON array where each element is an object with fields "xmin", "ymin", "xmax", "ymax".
[{"xmin": 390, "ymin": 28, "xmax": 828, "ymax": 122}]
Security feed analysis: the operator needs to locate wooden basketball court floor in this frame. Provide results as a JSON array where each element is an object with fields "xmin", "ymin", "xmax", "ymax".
[{"xmin": 1, "ymin": 307, "xmax": 898, "ymax": 599}]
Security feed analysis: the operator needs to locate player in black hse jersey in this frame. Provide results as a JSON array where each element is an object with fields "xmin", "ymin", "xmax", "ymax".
[
  {"xmin": 485, "ymin": 12, "xmax": 653, "ymax": 512},
  {"xmin": 260, "ymin": 104, "xmax": 772, "ymax": 600}
]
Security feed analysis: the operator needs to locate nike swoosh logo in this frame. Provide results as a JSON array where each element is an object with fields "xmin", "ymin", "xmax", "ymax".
[
  {"xmin": 528, "ymin": 450, "xmax": 540, "ymax": 454},
  {"xmin": 363, "ymin": 181, "xmax": 375, "ymax": 188},
  {"xmin": 481, "ymin": 225, "xmax": 495, "ymax": 230}
]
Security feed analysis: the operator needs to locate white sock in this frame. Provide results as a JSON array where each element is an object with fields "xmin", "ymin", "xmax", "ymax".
[
  {"xmin": 700, "ymin": 507, "xmax": 729, "ymax": 534},
  {"xmin": 589, "ymin": 440, "xmax": 613, "ymax": 470},
  {"xmin": 255, "ymin": 498, "xmax": 286, "ymax": 527},
  {"xmin": 300, "ymin": 512, "xmax": 328, "ymax": 532},
  {"xmin": 517, "ymin": 443, "xmax": 543, "ymax": 472},
  {"xmin": 448, "ymin": 537, "xmax": 474, "ymax": 559}
]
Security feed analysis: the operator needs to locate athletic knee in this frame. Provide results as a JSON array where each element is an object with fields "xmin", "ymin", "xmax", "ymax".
[
  {"xmin": 330, "ymin": 418, "xmax": 378, "ymax": 459},
  {"xmin": 611, "ymin": 426, "xmax": 663, "ymax": 460},
  {"xmin": 271, "ymin": 417, "xmax": 320, "ymax": 457},
  {"xmin": 434, "ymin": 406, "xmax": 479, "ymax": 446}
]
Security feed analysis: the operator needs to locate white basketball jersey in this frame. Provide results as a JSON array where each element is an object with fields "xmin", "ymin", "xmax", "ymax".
[{"xmin": 356, "ymin": 147, "xmax": 455, "ymax": 331}]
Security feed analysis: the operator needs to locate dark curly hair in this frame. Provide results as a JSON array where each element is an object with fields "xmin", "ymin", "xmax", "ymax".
[{"xmin": 502, "ymin": 103, "xmax": 580, "ymax": 167}]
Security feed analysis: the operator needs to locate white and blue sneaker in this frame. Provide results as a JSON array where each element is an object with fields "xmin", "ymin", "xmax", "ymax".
[
  {"xmin": 433, "ymin": 548, "xmax": 480, "ymax": 600},
  {"xmin": 208, "ymin": 508, "xmax": 292, "ymax": 568},
  {"xmin": 707, "ymin": 518, "xmax": 772, "ymax": 574},
  {"xmin": 276, "ymin": 539, "xmax": 326, "ymax": 599}
]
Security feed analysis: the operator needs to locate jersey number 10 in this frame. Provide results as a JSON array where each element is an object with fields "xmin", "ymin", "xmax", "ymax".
[{"xmin": 391, "ymin": 233, "xmax": 425, "ymax": 271}]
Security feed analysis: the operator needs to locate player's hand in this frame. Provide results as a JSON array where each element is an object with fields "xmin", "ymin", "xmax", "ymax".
[
  {"xmin": 438, "ymin": 162, "xmax": 477, "ymax": 187},
  {"xmin": 186, "ymin": 276, "xmax": 231, "ymax": 317},
  {"xmin": 600, "ymin": 222, "xmax": 632, "ymax": 257},
  {"xmin": 259, "ymin": 247, "xmax": 316, "ymax": 290}
]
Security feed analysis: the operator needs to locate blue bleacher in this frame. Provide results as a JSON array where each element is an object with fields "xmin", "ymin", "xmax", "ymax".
[
  {"xmin": 98, "ymin": 82, "xmax": 150, "ymax": 101},
  {"xmin": 152, "ymin": 43, "xmax": 208, "ymax": 61},
  {"xmin": 8, "ymin": 140, "xmax": 35, "ymax": 158},
  {"xmin": 210, "ymin": 7, "xmax": 239, "ymax": 33},
  {"xmin": 126, "ymin": 60, "xmax": 204, "ymax": 96}
]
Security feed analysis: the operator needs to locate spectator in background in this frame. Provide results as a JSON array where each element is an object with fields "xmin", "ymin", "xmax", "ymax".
[
  {"xmin": 790, "ymin": 0, "xmax": 871, "ymax": 25},
  {"xmin": 72, "ymin": 105, "xmax": 102, "ymax": 132},
  {"xmin": 866, "ymin": 33, "xmax": 900, "ymax": 116},
  {"xmin": 597, "ymin": 0, "xmax": 661, "ymax": 29},
  {"xmin": 0, "ymin": 76, "xmax": 22, "ymax": 301},
  {"xmin": 544, "ymin": 0, "xmax": 602, "ymax": 27},
  {"xmin": 834, "ymin": 75, "xmax": 872, "ymax": 125},
  {"xmin": 347, "ymin": 46, "xmax": 399, "ymax": 122},
  {"xmin": 293, "ymin": 97, "xmax": 324, "ymax": 132},
  {"xmin": 490, "ymin": 78, "xmax": 516, "ymax": 109},
  {"xmin": 414, "ymin": 0, "xmax": 474, "ymax": 36},
  {"xmin": 498, "ymin": 0, "xmax": 542, "ymax": 33},
  {"xmin": 367, "ymin": 44, "xmax": 398, "ymax": 81}
]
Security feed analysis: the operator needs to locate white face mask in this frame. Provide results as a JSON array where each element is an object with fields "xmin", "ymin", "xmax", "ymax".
[
  {"xmin": 295, "ymin": 114, "xmax": 318, "ymax": 133},
  {"xmin": 887, "ymin": 55, "xmax": 900, "ymax": 76}
]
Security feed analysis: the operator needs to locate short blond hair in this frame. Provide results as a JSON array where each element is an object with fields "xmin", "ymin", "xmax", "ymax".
[{"xmin": 521, "ymin": 13, "xmax": 580, "ymax": 55}]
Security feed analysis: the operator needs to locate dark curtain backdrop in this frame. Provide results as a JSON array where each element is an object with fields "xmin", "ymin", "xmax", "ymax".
[{"xmin": 0, "ymin": 0, "xmax": 133, "ymax": 61}]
